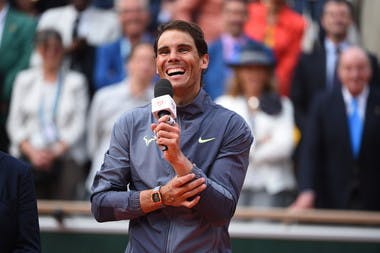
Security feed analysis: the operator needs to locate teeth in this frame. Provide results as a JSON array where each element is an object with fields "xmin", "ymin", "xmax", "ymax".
[{"xmin": 167, "ymin": 68, "xmax": 185, "ymax": 76}]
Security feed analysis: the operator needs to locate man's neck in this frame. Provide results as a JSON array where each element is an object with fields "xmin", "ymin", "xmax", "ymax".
[
  {"xmin": 327, "ymin": 34, "xmax": 347, "ymax": 45},
  {"xmin": 0, "ymin": 3, "xmax": 6, "ymax": 11},
  {"xmin": 124, "ymin": 33, "xmax": 143, "ymax": 46}
]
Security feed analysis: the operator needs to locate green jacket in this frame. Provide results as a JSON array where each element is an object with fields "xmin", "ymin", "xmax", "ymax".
[{"xmin": 0, "ymin": 7, "xmax": 36, "ymax": 114}]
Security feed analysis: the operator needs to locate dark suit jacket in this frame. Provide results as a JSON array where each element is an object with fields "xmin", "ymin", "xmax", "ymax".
[
  {"xmin": 298, "ymin": 86, "xmax": 380, "ymax": 210},
  {"xmin": 290, "ymin": 45, "xmax": 380, "ymax": 132},
  {"xmin": 0, "ymin": 151, "xmax": 40, "ymax": 252}
]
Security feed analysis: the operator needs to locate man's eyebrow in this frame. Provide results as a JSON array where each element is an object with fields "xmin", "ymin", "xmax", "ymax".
[
  {"xmin": 177, "ymin": 43, "xmax": 193, "ymax": 48},
  {"xmin": 157, "ymin": 43, "xmax": 193, "ymax": 51}
]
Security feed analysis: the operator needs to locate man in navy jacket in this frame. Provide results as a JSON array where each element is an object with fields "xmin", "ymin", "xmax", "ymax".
[
  {"xmin": 0, "ymin": 151, "xmax": 40, "ymax": 252},
  {"xmin": 291, "ymin": 46, "xmax": 380, "ymax": 210}
]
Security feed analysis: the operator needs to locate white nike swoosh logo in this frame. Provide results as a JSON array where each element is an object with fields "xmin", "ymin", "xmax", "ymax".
[
  {"xmin": 144, "ymin": 136, "xmax": 156, "ymax": 146},
  {"xmin": 198, "ymin": 137, "xmax": 216, "ymax": 144}
]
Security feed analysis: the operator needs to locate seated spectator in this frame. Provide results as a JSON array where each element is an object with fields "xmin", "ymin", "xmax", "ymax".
[
  {"xmin": 291, "ymin": 46, "xmax": 380, "ymax": 211},
  {"xmin": 244, "ymin": 0, "xmax": 306, "ymax": 96},
  {"xmin": 203, "ymin": 0, "xmax": 252, "ymax": 100},
  {"xmin": 6, "ymin": 29, "xmax": 89, "ymax": 200},
  {"xmin": 0, "ymin": 151, "xmax": 40, "ymax": 253},
  {"xmin": 0, "ymin": 0, "xmax": 37, "ymax": 152},
  {"xmin": 37, "ymin": 0, "xmax": 120, "ymax": 95},
  {"xmin": 86, "ymin": 43, "xmax": 155, "ymax": 194},
  {"xmin": 216, "ymin": 39, "xmax": 296, "ymax": 208},
  {"xmin": 93, "ymin": 0, "xmax": 154, "ymax": 91}
]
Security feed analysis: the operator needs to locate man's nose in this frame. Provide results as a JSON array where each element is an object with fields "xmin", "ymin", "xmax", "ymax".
[{"xmin": 168, "ymin": 51, "xmax": 180, "ymax": 61}]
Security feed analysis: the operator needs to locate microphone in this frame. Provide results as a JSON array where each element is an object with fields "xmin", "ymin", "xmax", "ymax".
[{"xmin": 151, "ymin": 79, "xmax": 177, "ymax": 151}]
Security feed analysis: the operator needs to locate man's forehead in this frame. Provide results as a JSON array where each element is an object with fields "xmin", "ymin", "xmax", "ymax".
[
  {"xmin": 158, "ymin": 30, "xmax": 194, "ymax": 45},
  {"xmin": 341, "ymin": 49, "xmax": 369, "ymax": 65}
]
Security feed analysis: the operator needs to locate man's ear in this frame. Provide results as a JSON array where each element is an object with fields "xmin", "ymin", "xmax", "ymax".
[{"xmin": 201, "ymin": 54, "xmax": 209, "ymax": 70}]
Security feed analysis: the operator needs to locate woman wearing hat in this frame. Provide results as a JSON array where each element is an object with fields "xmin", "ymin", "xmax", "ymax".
[{"xmin": 216, "ymin": 40, "xmax": 296, "ymax": 208}]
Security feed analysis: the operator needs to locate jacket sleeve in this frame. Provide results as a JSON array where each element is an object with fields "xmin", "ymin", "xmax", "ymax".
[
  {"xmin": 253, "ymin": 98, "xmax": 295, "ymax": 165},
  {"xmin": 290, "ymin": 53, "xmax": 309, "ymax": 132},
  {"xmin": 3, "ymin": 15, "xmax": 36, "ymax": 102},
  {"xmin": 6, "ymin": 72, "xmax": 31, "ymax": 153},
  {"xmin": 90, "ymin": 115, "xmax": 144, "ymax": 222},
  {"xmin": 192, "ymin": 114, "xmax": 253, "ymax": 226},
  {"xmin": 297, "ymin": 94, "xmax": 324, "ymax": 192},
  {"xmin": 14, "ymin": 164, "xmax": 41, "ymax": 253},
  {"xmin": 58, "ymin": 73, "xmax": 89, "ymax": 148}
]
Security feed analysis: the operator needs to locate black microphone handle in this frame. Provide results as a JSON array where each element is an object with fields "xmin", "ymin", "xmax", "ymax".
[{"xmin": 157, "ymin": 110, "xmax": 172, "ymax": 151}]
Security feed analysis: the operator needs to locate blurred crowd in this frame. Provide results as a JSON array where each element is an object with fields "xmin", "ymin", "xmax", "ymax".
[{"xmin": 1, "ymin": 0, "xmax": 380, "ymax": 212}]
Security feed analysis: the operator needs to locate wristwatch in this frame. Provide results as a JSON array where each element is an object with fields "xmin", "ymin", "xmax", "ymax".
[{"xmin": 151, "ymin": 186, "xmax": 163, "ymax": 206}]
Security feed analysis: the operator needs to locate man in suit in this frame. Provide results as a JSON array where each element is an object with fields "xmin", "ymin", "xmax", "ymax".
[
  {"xmin": 290, "ymin": 0, "xmax": 380, "ymax": 134},
  {"xmin": 0, "ymin": 0, "xmax": 37, "ymax": 152},
  {"xmin": 291, "ymin": 46, "xmax": 380, "ymax": 210},
  {"xmin": 0, "ymin": 151, "xmax": 40, "ymax": 252},
  {"xmin": 93, "ymin": 0, "xmax": 153, "ymax": 91},
  {"xmin": 203, "ymin": 0, "xmax": 252, "ymax": 100}
]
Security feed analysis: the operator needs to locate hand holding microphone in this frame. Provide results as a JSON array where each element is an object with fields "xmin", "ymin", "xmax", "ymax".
[{"xmin": 151, "ymin": 79, "xmax": 177, "ymax": 151}]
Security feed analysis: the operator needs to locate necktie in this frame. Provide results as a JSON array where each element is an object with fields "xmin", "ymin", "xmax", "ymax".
[
  {"xmin": 72, "ymin": 13, "xmax": 81, "ymax": 39},
  {"xmin": 332, "ymin": 46, "xmax": 341, "ymax": 88},
  {"xmin": 348, "ymin": 98, "xmax": 363, "ymax": 158}
]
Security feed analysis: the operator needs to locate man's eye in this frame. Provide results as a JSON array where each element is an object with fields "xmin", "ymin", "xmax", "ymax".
[
  {"xmin": 158, "ymin": 50, "xmax": 169, "ymax": 55},
  {"xmin": 178, "ymin": 47, "xmax": 190, "ymax": 53}
]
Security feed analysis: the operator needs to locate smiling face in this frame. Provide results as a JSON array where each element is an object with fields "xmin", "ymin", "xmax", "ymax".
[
  {"xmin": 338, "ymin": 47, "xmax": 371, "ymax": 97},
  {"xmin": 321, "ymin": 1, "xmax": 352, "ymax": 42},
  {"xmin": 155, "ymin": 30, "xmax": 209, "ymax": 105}
]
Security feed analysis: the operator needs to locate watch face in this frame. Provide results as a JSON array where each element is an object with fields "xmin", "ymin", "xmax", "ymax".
[{"xmin": 152, "ymin": 192, "xmax": 161, "ymax": 203}]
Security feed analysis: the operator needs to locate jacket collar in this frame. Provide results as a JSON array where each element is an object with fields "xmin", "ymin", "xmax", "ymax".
[{"xmin": 177, "ymin": 88, "xmax": 208, "ymax": 116}]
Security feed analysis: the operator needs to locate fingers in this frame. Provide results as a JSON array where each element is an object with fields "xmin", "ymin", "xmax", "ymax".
[
  {"xmin": 182, "ymin": 196, "xmax": 201, "ymax": 208},
  {"xmin": 162, "ymin": 175, "xmax": 207, "ymax": 207},
  {"xmin": 181, "ymin": 182, "xmax": 207, "ymax": 200},
  {"xmin": 172, "ymin": 173, "xmax": 196, "ymax": 187}
]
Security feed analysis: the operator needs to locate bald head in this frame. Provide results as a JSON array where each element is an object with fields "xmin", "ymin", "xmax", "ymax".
[{"xmin": 338, "ymin": 46, "xmax": 372, "ymax": 96}]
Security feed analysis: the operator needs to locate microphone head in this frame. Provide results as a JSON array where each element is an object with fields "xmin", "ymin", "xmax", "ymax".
[{"xmin": 154, "ymin": 79, "xmax": 173, "ymax": 98}]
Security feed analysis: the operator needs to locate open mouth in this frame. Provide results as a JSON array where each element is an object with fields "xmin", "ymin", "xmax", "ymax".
[{"xmin": 166, "ymin": 68, "xmax": 185, "ymax": 77}]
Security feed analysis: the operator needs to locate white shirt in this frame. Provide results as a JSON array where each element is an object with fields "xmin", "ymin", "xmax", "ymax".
[
  {"xmin": 0, "ymin": 4, "xmax": 9, "ymax": 46},
  {"xmin": 324, "ymin": 38, "xmax": 350, "ymax": 88},
  {"xmin": 342, "ymin": 85, "xmax": 369, "ymax": 120}
]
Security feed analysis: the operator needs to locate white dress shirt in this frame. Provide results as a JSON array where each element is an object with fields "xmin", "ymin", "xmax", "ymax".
[
  {"xmin": 342, "ymin": 85, "xmax": 369, "ymax": 120},
  {"xmin": 324, "ymin": 38, "xmax": 350, "ymax": 88}
]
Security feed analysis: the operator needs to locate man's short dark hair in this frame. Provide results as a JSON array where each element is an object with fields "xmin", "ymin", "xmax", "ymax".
[
  {"xmin": 153, "ymin": 20, "xmax": 208, "ymax": 57},
  {"xmin": 322, "ymin": 0, "xmax": 354, "ymax": 17}
]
